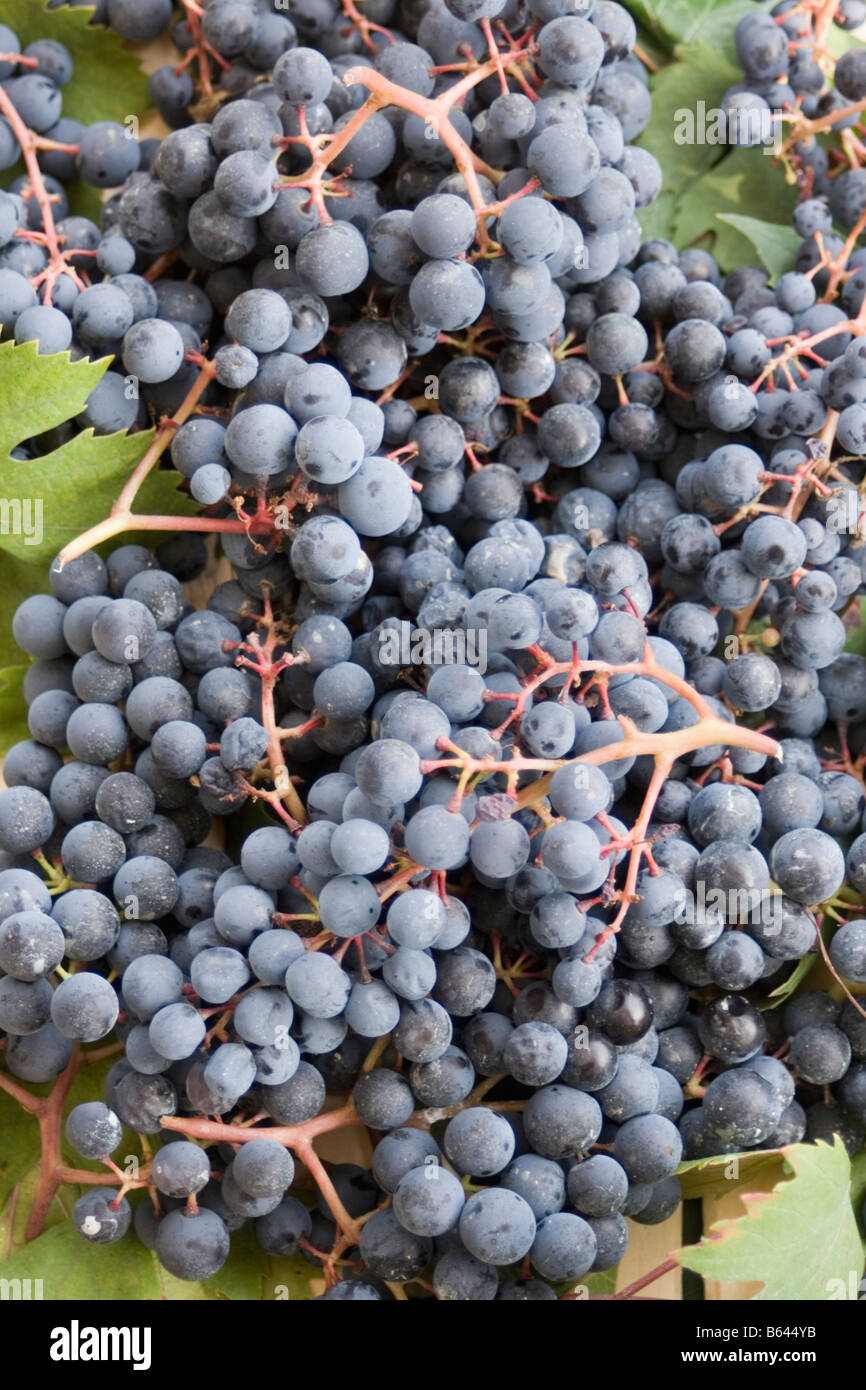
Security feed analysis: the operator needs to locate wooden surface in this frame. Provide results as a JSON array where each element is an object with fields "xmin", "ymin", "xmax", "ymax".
[{"xmin": 617, "ymin": 1212, "xmax": 683, "ymax": 1299}]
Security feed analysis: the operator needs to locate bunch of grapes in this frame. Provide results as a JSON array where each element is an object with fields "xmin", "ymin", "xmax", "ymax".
[{"xmin": 3, "ymin": 0, "xmax": 866, "ymax": 1301}]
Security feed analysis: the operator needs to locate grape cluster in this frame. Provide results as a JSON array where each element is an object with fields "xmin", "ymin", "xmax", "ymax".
[
  {"xmin": 4, "ymin": 0, "xmax": 866, "ymax": 1302},
  {"xmin": 0, "ymin": 70, "xmax": 151, "ymax": 368},
  {"xmin": 726, "ymin": 0, "xmax": 866, "ymax": 152}
]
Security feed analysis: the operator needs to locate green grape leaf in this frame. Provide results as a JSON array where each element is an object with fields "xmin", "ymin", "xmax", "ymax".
[
  {"xmin": 0, "ymin": 1052, "xmax": 146, "ymax": 1245},
  {"xmin": 65, "ymin": 179, "xmax": 106, "ymax": 227},
  {"xmin": 551, "ymin": 1266, "xmax": 619, "ymax": 1299},
  {"xmin": 0, "ymin": 664, "xmax": 29, "ymax": 755},
  {"xmin": 0, "ymin": 1218, "xmax": 172, "ymax": 1301},
  {"xmin": 0, "ymin": 1200, "xmax": 316, "ymax": 1301},
  {"xmin": 584, "ymin": 1267, "xmax": 619, "ymax": 1296},
  {"xmin": 634, "ymin": 24, "xmax": 669, "ymax": 72},
  {"xmin": 201, "ymin": 1225, "xmax": 316, "ymax": 1301},
  {"xmin": 675, "ymin": 1149, "xmax": 786, "ymax": 1201},
  {"xmin": 636, "ymin": 190, "xmax": 679, "ymax": 243},
  {"xmin": 0, "ymin": 339, "xmax": 109, "ymax": 453},
  {"xmin": 849, "ymin": 1144, "xmax": 866, "ymax": 1217},
  {"xmin": 0, "ymin": 340, "xmax": 198, "ymax": 664},
  {"xmin": 0, "ymin": 1052, "xmax": 315, "ymax": 1300},
  {"xmin": 0, "ymin": 551, "xmax": 52, "ymax": 674},
  {"xmin": 626, "ymin": 0, "xmax": 754, "ymax": 59},
  {"xmin": 674, "ymin": 146, "xmax": 798, "ymax": 272},
  {"xmin": 677, "ymin": 1139, "xmax": 864, "ymax": 1298},
  {"xmin": 0, "ymin": 1085, "xmax": 44, "ymax": 1215},
  {"xmin": 846, "ymin": 599, "xmax": 866, "ymax": 655},
  {"xmin": 2, "ymin": 0, "xmax": 148, "ymax": 125},
  {"xmin": 635, "ymin": 43, "xmax": 740, "ymax": 243},
  {"xmin": 826, "ymin": 21, "xmax": 866, "ymax": 60},
  {"xmin": 716, "ymin": 213, "xmax": 801, "ymax": 282}
]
